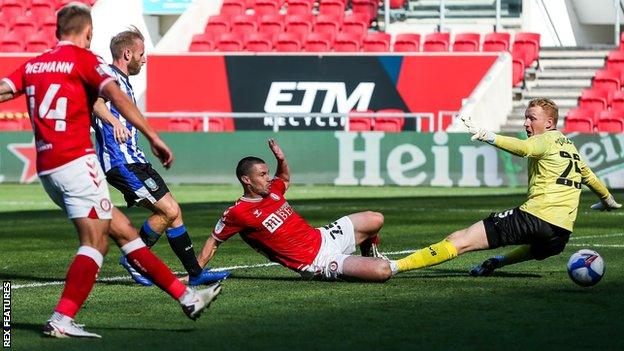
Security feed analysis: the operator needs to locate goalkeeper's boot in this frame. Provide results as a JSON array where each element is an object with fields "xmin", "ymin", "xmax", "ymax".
[
  {"xmin": 469, "ymin": 256, "xmax": 503, "ymax": 277},
  {"xmin": 119, "ymin": 255, "xmax": 153, "ymax": 286},
  {"xmin": 361, "ymin": 235, "xmax": 388, "ymax": 260},
  {"xmin": 180, "ymin": 283, "xmax": 222, "ymax": 321},
  {"xmin": 43, "ymin": 312, "xmax": 101, "ymax": 338},
  {"xmin": 188, "ymin": 268, "xmax": 231, "ymax": 286}
]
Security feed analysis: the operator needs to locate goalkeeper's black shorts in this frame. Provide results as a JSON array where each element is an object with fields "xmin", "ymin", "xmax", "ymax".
[{"xmin": 483, "ymin": 207, "xmax": 571, "ymax": 260}]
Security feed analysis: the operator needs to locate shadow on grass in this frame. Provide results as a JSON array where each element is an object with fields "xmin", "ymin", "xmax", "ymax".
[{"xmin": 12, "ymin": 322, "xmax": 195, "ymax": 335}]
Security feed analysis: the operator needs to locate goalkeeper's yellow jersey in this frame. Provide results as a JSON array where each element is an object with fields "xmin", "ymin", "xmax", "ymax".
[{"xmin": 493, "ymin": 130, "xmax": 610, "ymax": 231}]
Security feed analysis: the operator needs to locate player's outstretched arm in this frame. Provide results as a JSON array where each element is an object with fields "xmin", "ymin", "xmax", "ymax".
[
  {"xmin": 268, "ymin": 138, "xmax": 290, "ymax": 189},
  {"xmin": 0, "ymin": 80, "xmax": 16, "ymax": 103},
  {"xmin": 580, "ymin": 163, "xmax": 623, "ymax": 211},
  {"xmin": 93, "ymin": 98, "xmax": 131, "ymax": 144},
  {"xmin": 197, "ymin": 236, "xmax": 221, "ymax": 268},
  {"xmin": 100, "ymin": 81, "xmax": 174, "ymax": 169}
]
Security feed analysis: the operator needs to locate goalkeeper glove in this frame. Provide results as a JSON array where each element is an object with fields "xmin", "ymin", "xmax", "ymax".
[
  {"xmin": 591, "ymin": 194, "xmax": 622, "ymax": 211},
  {"xmin": 461, "ymin": 115, "xmax": 496, "ymax": 143}
]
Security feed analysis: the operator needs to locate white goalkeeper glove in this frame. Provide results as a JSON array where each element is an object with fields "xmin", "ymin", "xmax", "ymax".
[
  {"xmin": 461, "ymin": 115, "xmax": 496, "ymax": 143},
  {"xmin": 591, "ymin": 194, "xmax": 622, "ymax": 211}
]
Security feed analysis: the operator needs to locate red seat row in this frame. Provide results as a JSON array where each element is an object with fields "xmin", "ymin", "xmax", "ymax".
[
  {"xmin": 348, "ymin": 109, "xmax": 405, "ymax": 132},
  {"xmin": 565, "ymin": 109, "xmax": 624, "ymax": 133}
]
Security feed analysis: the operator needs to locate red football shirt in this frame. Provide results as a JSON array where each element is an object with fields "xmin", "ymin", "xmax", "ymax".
[
  {"xmin": 2, "ymin": 41, "xmax": 114, "ymax": 174},
  {"xmin": 212, "ymin": 178, "xmax": 322, "ymax": 271}
]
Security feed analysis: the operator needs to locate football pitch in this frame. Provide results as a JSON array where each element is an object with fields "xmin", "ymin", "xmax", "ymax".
[{"xmin": 1, "ymin": 184, "xmax": 622, "ymax": 350}]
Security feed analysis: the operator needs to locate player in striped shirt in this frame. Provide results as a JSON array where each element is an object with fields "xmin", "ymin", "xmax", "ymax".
[
  {"xmin": 92, "ymin": 27, "xmax": 229, "ymax": 286},
  {"xmin": 392, "ymin": 98, "xmax": 621, "ymax": 276}
]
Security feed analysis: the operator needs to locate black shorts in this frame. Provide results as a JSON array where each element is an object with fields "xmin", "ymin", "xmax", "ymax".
[
  {"xmin": 483, "ymin": 207, "xmax": 571, "ymax": 260},
  {"xmin": 106, "ymin": 163, "xmax": 170, "ymax": 207}
]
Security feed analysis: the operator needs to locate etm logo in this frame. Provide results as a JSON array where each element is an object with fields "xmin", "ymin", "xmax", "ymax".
[{"xmin": 264, "ymin": 82, "xmax": 375, "ymax": 113}]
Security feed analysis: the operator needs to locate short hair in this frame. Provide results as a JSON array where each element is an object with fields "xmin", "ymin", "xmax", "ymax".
[
  {"xmin": 236, "ymin": 157, "xmax": 266, "ymax": 182},
  {"xmin": 56, "ymin": 2, "xmax": 92, "ymax": 40},
  {"xmin": 528, "ymin": 98, "xmax": 559, "ymax": 127},
  {"xmin": 110, "ymin": 26, "xmax": 145, "ymax": 60}
]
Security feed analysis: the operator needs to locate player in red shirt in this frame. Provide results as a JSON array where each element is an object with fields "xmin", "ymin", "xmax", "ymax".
[
  {"xmin": 196, "ymin": 139, "xmax": 393, "ymax": 281},
  {"xmin": 0, "ymin": 3, "xmax": 220, "ymax": 338}
]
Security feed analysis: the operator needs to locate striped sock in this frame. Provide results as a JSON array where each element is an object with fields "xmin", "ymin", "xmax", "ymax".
[{"xmin": 139, "ymin": 220, "xmax": 161, "ymax": 247}]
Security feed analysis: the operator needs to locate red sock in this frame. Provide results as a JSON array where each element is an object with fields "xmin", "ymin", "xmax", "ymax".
[
  {"xmin": 54, "ymin": 247, "xmax": 103, "ymax": 318},
  {"xmin": 360, "ymin": 235, "xmax": 381, "ymax": 255},
  {"xmin": 123, "ymin": 239, "xmax": 186, "ymax": 300}
]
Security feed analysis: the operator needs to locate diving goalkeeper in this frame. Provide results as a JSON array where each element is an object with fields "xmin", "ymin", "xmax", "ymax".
[{"xmin": 391, "ymin": 98, "xmax": 621, "ymax": 276}]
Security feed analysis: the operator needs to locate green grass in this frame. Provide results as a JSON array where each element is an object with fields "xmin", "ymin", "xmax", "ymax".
[{"xmin": 1, "ymin": 184, "xmax": 622, "ymax": 350}]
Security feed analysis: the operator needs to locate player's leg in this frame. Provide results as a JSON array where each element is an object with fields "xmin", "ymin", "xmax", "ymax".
[
  {"xmin": 108, "ymin": 207, "xmax": 222, "ymax": 319},
  {"xmin": 141, "ymin": 194, "xmax": 229, "ymax": 285},
  {"xmin": 392, "ymin": 220, "xmax": 487, "ymax": 274},
  {"xmin": 41, "ymin": 157, "xmax": 112, "ymax": 338},
  {"xmin": 346, "ymin": 211, "xmax": 385, "ymax": 257},
  {"xmin": 341, "ymin": 256, "xmax": 392, "ymax": 282}
]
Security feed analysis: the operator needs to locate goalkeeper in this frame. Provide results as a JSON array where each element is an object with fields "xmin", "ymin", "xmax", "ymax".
[{"xmin": 391, "ymin": 98, "xmax": 621, "ymax": 276}]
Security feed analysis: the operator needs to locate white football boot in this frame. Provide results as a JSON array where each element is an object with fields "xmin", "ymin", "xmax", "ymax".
[
  {"xmin": 43, "ymin": 312, "xmax": 101, "ymax": 338},
  {"xmin": 179, "ymin": 283, "xmax": 222, "ymax": 321}
]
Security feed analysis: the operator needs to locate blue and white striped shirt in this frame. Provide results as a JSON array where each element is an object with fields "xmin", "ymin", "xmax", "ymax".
[{"xmin": 94, "ymin": 65, "xmax": 148, "ymax": 172}]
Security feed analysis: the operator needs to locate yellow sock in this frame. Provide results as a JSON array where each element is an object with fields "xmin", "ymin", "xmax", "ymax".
[
  {"xmin": 396, "ymin": 239, "xmax": 458, "ymax": 272},
  {"xmin": 500, "ymin": 245, "xmax": 533, "ymax": 266}
]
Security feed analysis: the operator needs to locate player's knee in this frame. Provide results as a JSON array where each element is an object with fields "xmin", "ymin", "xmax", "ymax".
[
  {"xmin": 370, "ymin": 211, "xmax": 384, "ymax": 230},
  {"xmin": 375, "ymin": 261, "xmax": 392, "ymax": 282},
  {"xmin": 158, "ymin": 200, "xmax": 180, "ymax": 224}
]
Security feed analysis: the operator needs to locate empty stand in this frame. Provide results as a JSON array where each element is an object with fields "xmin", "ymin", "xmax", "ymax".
[
  {"xmin": 578, "ymin": 89, "xmax": 609, "ymax": 118},
  {"xmin": 362, "ymin": 32, "xmax": 391, "ymax": 52},
  {"xmin": 305, "ymin": 32, "xmax": 332, "ymax": 51},
  {"xmin": 512, "ymin": 32, "xmax": 540, "ymax": 67},
  {"xmin": 231, "ymin": 15, "xmax": 258, "ymax": 35},
  {"xmin": 216, "ymin": 33, "xmax": 245, "ymax": 51},
  {"xmin": 393, "ymin": 33, "xmax": 420, "ymax": 52},
  {"xmin": 275, "ymin": 32, "xmax": 302, "ymax": 51},
  {"xmin": 333, "ymin": 32, "xmax": 360, "ymax": 52},
  {"xmin": 482, "ymin": 32, "xmax": 510, "ymax": 52},
  {"xmin": 245, "ymin": 32, "xmax": 273, "ymax": 51},
  {"xmin": 374, "ymin": 109, "xmax": 404, "ymax": 132}
]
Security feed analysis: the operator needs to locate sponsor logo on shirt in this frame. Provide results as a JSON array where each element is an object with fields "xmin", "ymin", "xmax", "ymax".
[{"xmin": 262, "ymin": 213, "xmax": 283, "ymax": 233}]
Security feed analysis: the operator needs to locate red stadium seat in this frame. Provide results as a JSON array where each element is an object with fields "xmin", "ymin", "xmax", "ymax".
[
  {"xmin": 275, "ymin": 32, "xmax": 302, "ymax": 52},
  {"xmin": 25, "ymin": 34, "xmax": 50, "ymax": 52},
  {"xmin": 205, "ymin": 15, "xmax": 231, "ymax": 36},
  {"xmin": 423, "ymin": 32, "xmax": 450, "ymax": 52},
  {"xmin": 12, "ymin": 15, "xmax": 37, "ymax": 42},
  {"xmin": 606, "ymin": 50, "xmax": 624, "ymax": 72},
  {"xmin": 0, "ymin": 23, "xmax": 6, "ymax": 39},
  {"xmin": 362, "ymin": 32, "xmax": 391, "ymax": 52},
  {"xmin": 452, "ymin": 33, "xmax": 480, "ymax": 52},
  {"xmin": 564, "ymin": 117, "xmax": 593, "ymax": 133},
  {"xmin": 374, "ymin": 109, "xmax": 404, "ymax": 132},
  {"xmin": 390, "ymin": 0, "xmax": 406, "ymax": 9},
  {"xmin": 254, "ymin": 0, "xmax": 280, "ymax": 15},
  {"xmin": 319, "ymin": 0, "xmax": 345, "ymax": 20},
  {"xmin": 0, "ymin": 33, "xmax": 24, "ymax": 52},
  {"xmin": 482, "ymin": 32, "xmax": 510, "ymax": 52},
  {"xmin": 220, "ymin": 0, "xmax": 246, "ymax": 17},
  {"xmin": 314, "ymin": 14, "xmax": 341, "ymax": 41},
  {"xmin": 286, "ymin": 14, "xmax": 313, "ymax": 39},
  {"xmin": 305, "ymin": 32, "xmax": 332, "ymax": 51},
  {"xmin": 566, "ymin": 108, "xmax": 598, "ymax": 124},
  {"xmin": 258, "ymin": 14, "xmax": 284, "ymax": 43},
  {"xmin": 168, "ymin": 118, "xmax": 195, "ymax": 132},
  {"xmin": 342, "ymin": 16, "xmax": 368, "ymax": 41},
  {"xmin": 578, "ymin": 89, "xmax": 609, "ymax": 117},
  {"xmin": 231, "ymin": 15, "xmax": 258, "ymax": 35},
  {"xmin": 40, "ymin": 15, "xmax": 57, "ymax": 41},
  {"xmin": 592, "ymin": 69, "xmax": 621, "ymax": 102},
  {"xmin": 512, "ymin": 32, "xmax": 540, "ymax": 67},
  {"xmin": 245, "ymin": 32, "xmax": 274, "ymax": 51},
  {"xmin": 216, "ymin": 33, "xmax": 245, "ymax": 51},
  {"xmin": 189, "ymin": 33, "xmax": 216, "ymax": 52},
  {"xmin": 287, "ymin": 0, "xmax": 312, "ymax": 15},
  {"xmin": 333, "ymin": 32, "xmax": 360, "ymax": 52},
  {"xmin": 204, "ymin": 118, "xmax": 236, "ymax": 132},
  {"xmin": 0, "ymin": 2, "xmax": 24, "ymax": 25},
  {"xmin": 512, "ymin": 50, "xmax": 525, "ymax": 87},
  {"xmin": 0, "ymin": 117, "xmax": 22, "ymax": 131},
  {"xmin": 393, "ymin": 33, "xmax": 420, "ymax": 52},
  {"xmin": 611, "ymin": 90, "xmax": 624, "ymax": 110},
  {"xmin": 596, "ymin": 110, "xmax": 624, "ymax": 132},
  {"xmin": 351, "ymin": 0, "xmax": 378, "ymax": 24},
  {"xmin": 31, "ymin": 0, "xmax": 55, "ymax": 26},
  {"xmin": 348, "ymin": 110, "xmax": 374, "ymax": 131}
]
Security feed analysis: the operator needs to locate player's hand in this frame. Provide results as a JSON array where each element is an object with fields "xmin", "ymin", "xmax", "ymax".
[
  {"xmin": 591, "ymin": 194, "xmax": 622, "ymax": 211},
  {"xmin": 150, "ymin": 137, "xmax": 174, "ymax": 169},
  {"xmin": 268, "ymin": 138, "xmax": 285, "ymax": 161},
  {"xmin": 461, "ymin": 115, "xmax": 496, "ymax": 143},
  {"xmin": 111, "ymin": 119, "xmax": 131, "ymax": 144}
]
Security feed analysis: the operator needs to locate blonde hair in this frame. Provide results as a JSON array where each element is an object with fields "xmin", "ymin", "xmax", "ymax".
[{"xmin": 528, "ymin": 98, "xmax": 559, "ymax": 128}]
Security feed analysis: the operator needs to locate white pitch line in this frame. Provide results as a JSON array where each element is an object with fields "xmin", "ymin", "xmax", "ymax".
[
  {"xmin": 568, "ymin": 243, "xmax": 624, "ymax": 248},
  {"xmin": 570, "ymin": 233, "xmax": 624, "ymax": 240}
]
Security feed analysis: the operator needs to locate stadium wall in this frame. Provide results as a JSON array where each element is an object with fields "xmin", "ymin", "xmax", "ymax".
[{"xmin": 2, "ymin": 132, "xmax": 623, "ymax": 188}]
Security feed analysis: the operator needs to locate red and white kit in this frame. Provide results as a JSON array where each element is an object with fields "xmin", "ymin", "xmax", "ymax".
[
  {"xmin": 212, "ymin": 178, "xmax": 357, "ymax": 278},
  {"xmin": 2, "ymin": 41, "xmax": 115, "ymax": 218}
]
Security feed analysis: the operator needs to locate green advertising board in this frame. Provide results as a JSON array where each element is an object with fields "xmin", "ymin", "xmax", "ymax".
[{"xmin": 1, "ymin": 131, "xmax": 623, "ymax": 188}]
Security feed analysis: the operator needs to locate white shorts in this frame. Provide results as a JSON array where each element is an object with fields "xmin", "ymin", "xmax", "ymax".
[
  {"xmin": 302, "ymin": 216, "xmax": 357, "ymax": 280},
  {"xmin": 40, "ymin": 155, "xmax": 113, "ymax": 219}
]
